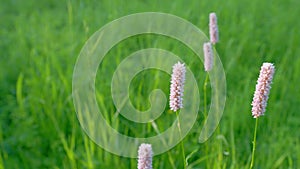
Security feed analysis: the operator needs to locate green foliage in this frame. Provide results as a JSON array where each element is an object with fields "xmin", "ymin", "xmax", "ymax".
[{"xmin": 1, "ymin": 0, "xmax": 300, "ymax": 168}]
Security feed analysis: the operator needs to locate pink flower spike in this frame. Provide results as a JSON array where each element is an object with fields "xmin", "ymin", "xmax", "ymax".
[
  {"xmin": 209, "ymin": 12, "xmax": 219, "ymax": 44},
  {"xmin": 203, "ymin": 42, "xmax": 213, "ymax": 71},
  {"xmin": 251, "ymin": 63, "xmax": 275, "ymax": 118},
  {"xmin": 138, "ymin": 143, "xmax": 153, "ymax": 169},
  {"xmin": 169, "ymin": 62, "xmax": 186, "ymax": 112}
]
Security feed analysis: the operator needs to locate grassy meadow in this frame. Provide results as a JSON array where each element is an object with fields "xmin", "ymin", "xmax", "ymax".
[{"xmin": 1, "ymin": 0, "xmax": 300, "ymax": 168}]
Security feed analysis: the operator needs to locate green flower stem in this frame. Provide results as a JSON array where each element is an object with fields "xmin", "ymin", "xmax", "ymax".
[
  {"xmin": 176, "ymin": 111, "xmax": 187, "ymax": 169},
  {"xmin": 250, "ymin": 118, "xmax": 259, "ymax": 169}
]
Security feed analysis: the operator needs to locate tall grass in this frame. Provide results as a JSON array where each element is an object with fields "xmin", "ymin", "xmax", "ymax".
[{"xmin": 1, "ymin": 0, "xmax": 300, "ymax": 168}]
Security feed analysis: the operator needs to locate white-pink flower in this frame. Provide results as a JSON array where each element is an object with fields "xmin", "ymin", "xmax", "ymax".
[
  {"xmin": 203, "ymin": 42, "xmax": 213, "ymax": 71},
  {"xmin": 209, "ymin": 12, "xmax": 219, "ymax": 44},
  {"xmin": 137, "ymin": 143, "xmax": 153, "ymax": 169},
  {"xmin": 169, "ymin": 62, "xmax": 186, "ymax": 112},
  {"xmin": 251, "ymin": 63, "xmax": 275, "ymax": 118}
]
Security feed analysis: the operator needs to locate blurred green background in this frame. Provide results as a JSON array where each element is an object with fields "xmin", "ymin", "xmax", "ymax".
[{"xmin": 1, "ymin": 0, "xmax": 300, "ymax": 168}]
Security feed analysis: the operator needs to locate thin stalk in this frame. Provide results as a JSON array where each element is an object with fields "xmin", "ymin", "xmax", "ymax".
[
  {"xmin": 151, "ymin": 121, "xmax": 176, "ymax": 169},
  {"xmin": 203, "ymin": 73, "xmax": 209, "ymax": 119},
  {"xmin": 203, "ymin": 73, "xmax": 209, "ymax": 168},
  {"xmin": 250, "ymin": 118, "xmax": 259, "ymax": 169},
  {"xmin": 176, "ymin": 111, "xmax": 187, "ymax": 169}
]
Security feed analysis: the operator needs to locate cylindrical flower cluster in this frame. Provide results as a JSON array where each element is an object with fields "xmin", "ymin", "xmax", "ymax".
[
  {"xmin": 169, "ymin": 62, "xmax": 186, "ymax": 112},
  {"xmin": 137, "ymin": 143, "xmax": 153, "ymax": 169},
  {"xmin": 209, "ymin": 12, "xmax": 219, "ymax": 44},
  {"xmin": 203, "ymin": 42, "xmax": 213, "ymax": 71},
  {"xmin": 251, "ymin": 63, "xmax": 275, "ymax": 118}
]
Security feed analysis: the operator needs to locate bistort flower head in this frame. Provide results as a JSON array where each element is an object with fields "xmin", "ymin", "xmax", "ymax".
[
  {"xmin": 251, "ymin": 62, "xmax": 275, "ymax": 118},
  {"xmin": 203, "ymin": 42, "xmax": 213, "ymax": 71},
  {"xmin": 209, "ymin": 12, "xmax": 219, "ymax": 44},
  {"xmin": 137, "ymin": 143, "xmax": 153, "ymax": 169},
  {"xmin": 169, "ymin": 62, "xmax": 186, "ymax": 112}
]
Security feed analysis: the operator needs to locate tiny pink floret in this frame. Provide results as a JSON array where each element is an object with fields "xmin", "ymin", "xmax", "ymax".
[
  {"xmin": 203, "ymin": 42, "xmax": 213, "ymax": 71},
  {"xmin": 209, "ymin": 12, "xmax": 219, "ymax": 44},
  {"xmin": 169, "ymin": 62, "xmax": 186, "ymax": 112},
  {"xmin": 138, "ymin": 143, "xmax": 153, "ymax": 169},
  {"xmin": 251, "ymin": 63, "xmax": 275, "ymax": 118}
]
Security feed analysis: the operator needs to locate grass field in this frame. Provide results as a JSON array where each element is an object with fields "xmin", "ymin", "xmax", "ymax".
[{"xmin": 1, "ymin": 0, "xmax": 300, "ymax": 168}]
